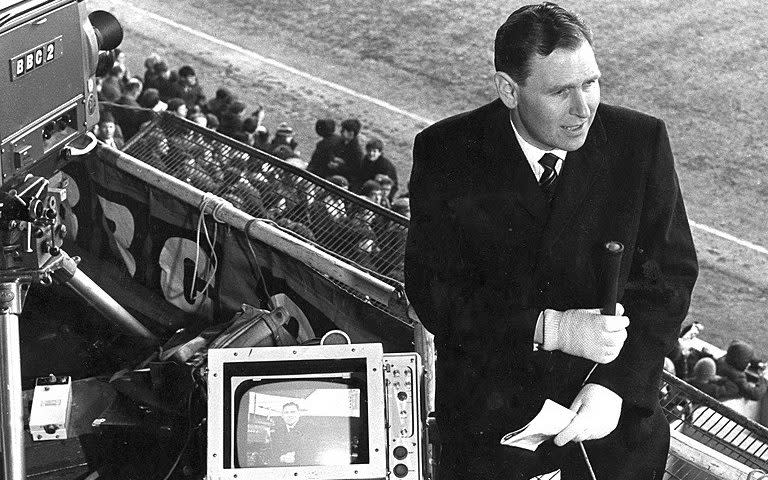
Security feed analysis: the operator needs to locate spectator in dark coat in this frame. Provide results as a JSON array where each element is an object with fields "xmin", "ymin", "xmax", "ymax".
[
  {"xmin": 308, "ymin": 119, "xmax": 343, "ymax": 178},
  {"xmin": 359, "ymin": 138, "xmax": 398, "ymax": 200},
  {"xmin": 170, "ymin": 65, "xmax": 206, "ymax": 109},
  {"xmin": 335, "ymin": 118, "xmax": 364, "ymax": 190},
  {"xmin": 204, "ymin": 87, "xmax": 234, "ymax": 119},
  {"xmin": 716, "ymin": 341, "xmax": 768, "ymax": 401},
  {"xmin": 114, "ymin": 78, "xmax": 153, "ymax": 141},
  {"xmin": 687, "ymin": 357, "xmax": 739, "ymax": 400},
  {"xmin": 218, "ymin": 101, "xmax": 247, "ymax": 137},
  {"xmin": 98, "ymin": 65, "xmax": 124, "ymax": 102},
  {"xmin": 146, "ymin": 61, "xmax": 176, "ymax": 101},
  {"xmin": 142, "ymin": 54, "xmax": 160, "ymax": 91}
]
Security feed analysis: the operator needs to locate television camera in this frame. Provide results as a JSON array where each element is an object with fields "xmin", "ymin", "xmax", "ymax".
[{"xmin": 0, "ymin": 2, "xmax": 154, "ymax": 479}]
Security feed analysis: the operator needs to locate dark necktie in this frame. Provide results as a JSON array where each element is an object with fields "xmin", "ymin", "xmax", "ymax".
[{"xmin": 538, "ymin": 153, "xmax": 559, "ymax": 202}]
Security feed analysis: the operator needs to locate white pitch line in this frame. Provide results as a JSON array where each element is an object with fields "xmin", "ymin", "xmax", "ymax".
[
  {"xmin": 689, "ymin": 221, "xmax": 768, "ymax": 256},
  {"xmin": 118, "ymin": 2, "xmax": 434, "ymax": 127},
  {"xmin": 120, "ymin": 2, "xmax": 768, "ymax": 257}
]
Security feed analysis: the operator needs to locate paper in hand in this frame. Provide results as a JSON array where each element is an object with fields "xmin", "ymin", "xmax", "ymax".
[{"xmin": 499, "ymin": 399, "xmax": 576, "ymax": 451}]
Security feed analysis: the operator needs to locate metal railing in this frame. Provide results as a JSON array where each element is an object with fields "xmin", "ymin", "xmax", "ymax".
[
  {"xmin": 662, "ymin": 371, "xmax": 768, "ymax": 471},
  {"xmin": 116, "ymin": 108, "xmax": 409, "ymax": 286}
]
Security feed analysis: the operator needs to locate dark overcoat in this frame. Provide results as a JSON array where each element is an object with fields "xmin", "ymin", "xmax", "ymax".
[{"xmin": 405, "ymin": 99, "xmax": 698, "ymax": 479}]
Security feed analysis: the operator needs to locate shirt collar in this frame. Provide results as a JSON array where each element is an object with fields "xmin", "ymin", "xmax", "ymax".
[{"xmin": 509, "ymin": 114, "xmax": 566, "ymax": 176}]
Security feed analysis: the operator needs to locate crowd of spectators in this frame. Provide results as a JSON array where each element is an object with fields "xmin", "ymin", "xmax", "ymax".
[{"xmin": 92, "ymin": 49, "xmax": 410, "ymax": 280}]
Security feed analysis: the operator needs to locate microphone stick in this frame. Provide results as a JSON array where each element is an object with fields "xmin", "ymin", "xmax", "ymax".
[{"xmin": 599, "ymin": 241, "xmax": 624, "ymax": 316}]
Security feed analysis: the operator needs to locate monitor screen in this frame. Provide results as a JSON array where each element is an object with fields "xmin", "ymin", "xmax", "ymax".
[
  {"xmin": 207, "ymin": 344, "xmax": 387, "ymax": 480},
  {"xmin": 232, "ymin": 366, "xmax": 368, "ymax": 468}
]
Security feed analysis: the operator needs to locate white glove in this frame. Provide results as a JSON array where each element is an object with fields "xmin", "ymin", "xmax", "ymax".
[
  {"xmin": 542, "ymin": 303, "xmax": 628, "ymax": 364},
  {"xmin": 554, "ymin": 383, "xmax": 622, "ymax": 446}
]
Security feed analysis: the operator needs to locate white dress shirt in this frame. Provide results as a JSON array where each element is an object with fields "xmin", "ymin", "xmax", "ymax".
[{"xmin": 510, "ymin": 116, "xmax": 566, "ymax": 181}]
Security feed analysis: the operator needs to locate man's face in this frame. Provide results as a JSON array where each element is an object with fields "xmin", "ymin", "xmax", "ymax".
[
  {"xmin": 101, "ymin": 122, "xmax": 116, "ymax": 138},
  {"xmin": 341, "ymin": 129, "xmax": 355, "ymax": 142},
  {"xmin": 282, "ymin": 405, "xmax": 300, "ymax": 428},
  {"xmin": 367, "ymin": 189, "xmax": 383, "ymax": 204},
  {"xmin": 183, "ymin": 75, "xmax": 197, "ymax": 86},
  {"xmin": 508, "ymin": 41, "xmax": 600, "ymax": 152},
  {"xmin": 367, "ymin": 148, "xmax": 382, "ymax": 161}
]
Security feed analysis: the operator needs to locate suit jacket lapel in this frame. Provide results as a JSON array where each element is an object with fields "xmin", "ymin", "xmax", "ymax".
[
  {"xmin": 480, "ymin": 100, "xmax": 548, "ymax": 221},
  {"xmin": 542, "ymin": 109, "xmax": 609, "ymax": 250}
]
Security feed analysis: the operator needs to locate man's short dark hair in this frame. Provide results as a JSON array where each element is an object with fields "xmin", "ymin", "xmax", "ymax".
[
  {"xmin": 315, "ymin": 118, "xmax": 336, "ymax": 137},
  {"xmin": 283, "ymin": 402, "xmax": 300, "ymax": 411},
  {"xmin": 366, "ymin": 138, "xmax": 384, "ymax": 152},
  {"xmin": 360, "ymin": 179, "xmax": 382, "ymax": 196},
  {"xmin": 341, "ymin": 119, "xmax": 361, "ymax": 136},
  {"xmin": 494, "ymin": 2, "xmax": 592, "ymax": 84},
  {"xmin": 178, "ymin": 65, "xmax": 196, "ymax": 78}
]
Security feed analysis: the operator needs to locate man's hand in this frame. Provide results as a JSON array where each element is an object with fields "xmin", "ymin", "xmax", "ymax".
[
  {"xmin": 542, "ymin": 303, "xmax": 628, "ymax": 364},
  {"xmin": 554, "ymin": 383, "xmax": 622, "ymax": 446}
]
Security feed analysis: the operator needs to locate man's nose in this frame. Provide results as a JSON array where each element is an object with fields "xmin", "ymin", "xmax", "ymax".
[{"xmin": 569, "ymin": 90, "xmax": 590, "ymax": 118}]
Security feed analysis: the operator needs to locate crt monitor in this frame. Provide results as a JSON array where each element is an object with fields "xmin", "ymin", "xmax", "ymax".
[{"xmin": 207, "ymin": 343, "xmax": 388, "ymax": 480}]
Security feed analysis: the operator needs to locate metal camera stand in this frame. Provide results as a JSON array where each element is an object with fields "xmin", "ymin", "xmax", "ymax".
[{"xmin": 0, "ymin": 175, "xmax": 157, "ymax": 480}]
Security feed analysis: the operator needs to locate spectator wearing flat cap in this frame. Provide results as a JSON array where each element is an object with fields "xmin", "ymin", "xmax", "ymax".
[
  {"xmin": 269, "ymin": 122, "xmax": 299, "ymax": 156},
  {"xmin": 308, "ymin": 119, "xmax": 343, "ymax": 179},
  {"xmin": 359, "ymin": 138, "xmax": 399, "ymax": 201},
  {"xmin": 170, "ymin": 65, "xmax": 206, "ymax": 109},
  {"xmin": 716, "ymin": 340, "xmax": 768, "ymax": 401},
  {"xmin": 335, "ymin": 118, "xmax": 365, "ymax": 191}
]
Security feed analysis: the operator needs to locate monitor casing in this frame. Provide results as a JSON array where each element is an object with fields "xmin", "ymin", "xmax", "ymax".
[{"xmin": 207, "ymin": 343, "xmax": 389, "ymax": 480}]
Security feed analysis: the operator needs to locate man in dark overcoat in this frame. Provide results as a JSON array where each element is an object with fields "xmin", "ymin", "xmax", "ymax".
[{"xmin": 405, "ymin": 3, "xmax": 698, "ymax": 479}]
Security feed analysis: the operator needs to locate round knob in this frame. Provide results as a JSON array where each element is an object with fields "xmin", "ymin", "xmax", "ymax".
[
  {"xmin": 392, "ymin": 446, "xmax": 408, "ymax": 460},
  {"xmin": 393, "ymin": 463, "xmax": 409, "ymax": 478},
  {"xmin": 397, "ymin": 391, "xmax": 408, "ymax": 401}
]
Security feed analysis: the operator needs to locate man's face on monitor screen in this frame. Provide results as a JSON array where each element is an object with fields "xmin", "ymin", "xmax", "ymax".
[{"xmin": 282, "ymin": 405, "xmax": 300, "ymax": 428}]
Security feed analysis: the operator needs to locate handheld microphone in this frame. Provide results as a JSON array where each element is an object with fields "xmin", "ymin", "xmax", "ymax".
[{"xmin": 600, "ymin": 241, "xmax": 624, "ymax": 315}]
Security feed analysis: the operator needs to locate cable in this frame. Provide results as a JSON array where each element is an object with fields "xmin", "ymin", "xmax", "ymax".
[
  {"xmin": 579, "ymin": 442, "xmax": 598, "ymax": 480},
  {"xmin": 190, "ymin": 193, "xmax": 221, "ymax": 302}
]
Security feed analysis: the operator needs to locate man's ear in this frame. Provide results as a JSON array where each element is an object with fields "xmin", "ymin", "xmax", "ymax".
[{"xmin": 494, "ymin": 71, "xmax": 519, "ymax": 110}]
